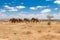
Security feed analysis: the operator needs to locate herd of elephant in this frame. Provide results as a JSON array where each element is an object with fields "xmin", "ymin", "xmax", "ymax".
[{"xmin": 9, "ymin": 18, "xmax": 41, "ymax": 23}]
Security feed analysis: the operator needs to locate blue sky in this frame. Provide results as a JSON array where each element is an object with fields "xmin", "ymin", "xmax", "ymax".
[{"xmin": 0, "ymin": 0, "xmax": 60, "ymax": 19}]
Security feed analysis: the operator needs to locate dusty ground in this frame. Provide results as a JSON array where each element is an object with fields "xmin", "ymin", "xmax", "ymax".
[{"xmin": 0, "ymin": 21, "xmax": 60, "ymax": 40}]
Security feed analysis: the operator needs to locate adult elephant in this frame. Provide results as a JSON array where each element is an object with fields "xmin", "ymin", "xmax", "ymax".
[
  {"xmin": 18, "ymin": 18, "xmax": 23, "ymax": 23},
  {"xmin": 31, "ymin": 18, "xmax": 40, "ymax": 23},
  {"xmin": 9, "ymin": 18, "xmax": 18, "ymax": 23},
  {"xmin": 24, "ymin": 18, "xmax": 30, "ymax": 23}
]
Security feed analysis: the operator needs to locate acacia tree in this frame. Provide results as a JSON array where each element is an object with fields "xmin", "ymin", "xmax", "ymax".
[{"xmin": 47, "ymin": 15, "xmax": 54, "ymax": 25}]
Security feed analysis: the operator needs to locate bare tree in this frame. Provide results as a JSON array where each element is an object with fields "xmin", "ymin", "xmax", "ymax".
[{"xmin": 47, "ymin": 15, "xmax": 54, "ymax": 25}]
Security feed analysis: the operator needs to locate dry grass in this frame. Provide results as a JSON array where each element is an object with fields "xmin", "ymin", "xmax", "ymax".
[{"xmin": 0, "ymin": 21, "xmax": 60, "ymax": 40}]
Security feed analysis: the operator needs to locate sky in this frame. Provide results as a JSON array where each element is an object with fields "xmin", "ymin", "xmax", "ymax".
[{"xmin": 0, "ymin": 0, "xmax": 60, "ymax": 19}]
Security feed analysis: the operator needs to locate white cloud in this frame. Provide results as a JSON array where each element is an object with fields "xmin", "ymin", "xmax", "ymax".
[
  {"xmin": 4, "ymin": 5, "xmax": 26, "ymax": 12},
  {"xmin": 4, "ymin": 5, "xmax": 14, "ymax": 9},
  {"xmin": 30, "ymin": 7, "xmax": 36, "ymax": 10},
  {"xmin": 17, "ymin": 11, "xmax": 50, "ymax": 19},
  {"xmin": 54, "ymin": 0, "xmax": 60, "ymax": 5},
  {"xmin": 0, "ymin": 11, "xmax": 60, "ymax": 19},
  {"xmin": 9, "ymin": 9, "xmax": 18, "ymax": 12},
  {"xmin": 16, "ymin": 6, "xmax": 25, "ymax": 9},
  {"xmin": 16, "ymin": 12, "xmax": 60, "ymax": 19},
  {"xmin": 8, "ymin": 14, "xmax": 19, "ymax": 18},
  {"xmin": 0, "ymin": 9, "xmax": 6, "ymax": 12},
  {"xmin": 40, "ymin": 9, "xmax": 51, "ymax": 13},
  {"xmin": 53, "ymin": 13, "xmax": 60, "ymax": 19},
  {"xmin": 30, "ymin": 6, "xmax": 49, "ymax": 10},
  {"xmin": 4, "ymin": 5, "xmax": 17, "ymax": 12},
  {"xmin": 54, "ymin": 8, "xmax": 58, "ymax": 10},
  {"xmin": 1, "ymin": 5, "xmax": 60, "ymax": 19},
  {"xmin": 36, "ymin": 6, "xmax": 46, "ymax": 8},
  {"xmin": 0, "ymin": 13, "xmax": 7, "ymax": 19},
  {"xmin": 18, "ymin": 13, "xmax": 49, "ymax": 19},
  {"xmin": 4, "ymin": 5, "xmax": 9, "ymax": 8}
]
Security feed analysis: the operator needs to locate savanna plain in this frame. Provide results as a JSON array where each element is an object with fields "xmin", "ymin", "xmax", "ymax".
[{"xmin": 0, "ymin": 21, "xmax": 60, "ymax": 40}]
